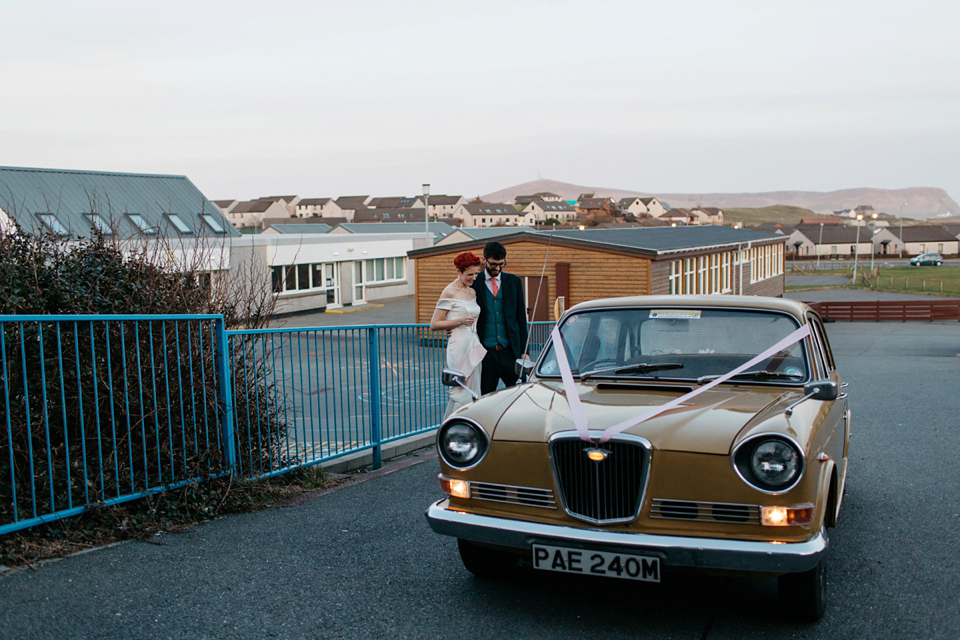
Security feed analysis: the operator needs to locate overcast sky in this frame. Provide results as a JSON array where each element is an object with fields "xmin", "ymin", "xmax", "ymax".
[{"xmin": 2, "ymin": 0, "xmax": 958, "ymax": 203}]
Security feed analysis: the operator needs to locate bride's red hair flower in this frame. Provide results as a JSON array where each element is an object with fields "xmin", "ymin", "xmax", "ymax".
[{"xmin": 454, "ymin": 251, "xmax": 482, "ymax": 272}]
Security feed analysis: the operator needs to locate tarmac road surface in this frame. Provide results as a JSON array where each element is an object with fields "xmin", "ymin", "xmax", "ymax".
[{"xmin": 1, "ymin": 319, "xmax": 959, "ymax": 639}]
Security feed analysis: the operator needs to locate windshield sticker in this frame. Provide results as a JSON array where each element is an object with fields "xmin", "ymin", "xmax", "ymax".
[{"xmin": 650, "ymin": 310, "xmax": 701, "ymax": 319}]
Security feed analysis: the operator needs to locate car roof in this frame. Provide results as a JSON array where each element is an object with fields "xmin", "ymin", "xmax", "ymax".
[{"xmin": 566, "ymin": 295, "xmax": 812, "ymax": 320}]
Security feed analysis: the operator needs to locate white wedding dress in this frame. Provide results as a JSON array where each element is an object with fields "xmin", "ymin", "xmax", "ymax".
[{"xmin": 436, "ymin": 297, "xmax": 487, "ymax": 417}]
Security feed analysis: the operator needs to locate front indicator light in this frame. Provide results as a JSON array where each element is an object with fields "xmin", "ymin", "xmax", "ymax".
[
  {"xmin": 761, "ymin": 505, "xmax": 814, "ymax": 526},
  {"xmin": 439, "ymin": 475, "xmax": 470, "ymax": 499}
]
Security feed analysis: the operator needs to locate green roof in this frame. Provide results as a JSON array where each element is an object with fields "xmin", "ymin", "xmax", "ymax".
[{"xmin": 0, "ymin": 165, "xmax": 239, "ymax": 238}]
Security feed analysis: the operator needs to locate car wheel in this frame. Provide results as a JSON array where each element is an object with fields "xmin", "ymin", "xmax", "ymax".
[
  {"xmin": 457, "ymin": 538, "xmax": 518, "ymax": 578},
  {"xmin": 778, "ymin": 556, "xmax": 827, "ymax": 622}
]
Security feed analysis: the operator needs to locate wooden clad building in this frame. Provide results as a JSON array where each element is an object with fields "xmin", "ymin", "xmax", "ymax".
[{"xmin": 409, "ymin": 227, "xmax": 786, "ymax": 323}]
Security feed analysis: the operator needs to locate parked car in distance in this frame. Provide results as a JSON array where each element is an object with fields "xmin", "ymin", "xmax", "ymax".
[
  {"xmin": 426, "ymin": 295, "xmax": 850, "ymax": 622},
  {"xmin": 910, "ymin": 253, "xmax": 944, "ymax": 266}
]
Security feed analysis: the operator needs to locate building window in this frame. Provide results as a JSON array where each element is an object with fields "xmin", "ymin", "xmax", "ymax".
[
  {"xmin": 37, "ymin": 213, "xmax": 68, "ymax": 236},
  {"xmin": 669, "ymin": 260, "xmax": 682, "ymax": 294},
  {"xmin": 722, "ymin": 251, "xmax": 732, "ymax": 293},
  {"xmin": 684, "ymin": 258, "xmax": 695, "ymax": 293},
  {"xmin": 127, "ymin": 213, "xmax": 157, "ymax": 235},
  {"xmin": 165, "ymin": 213, "xmax": 193, "ymax": 234},
  {"xmin": 84, "ymin": 213, "xmax": 112, "ymax": 235},
  {"xmin": 200, "ymin": 214, "xmax": 226, "ymax": 234},
  {"xmin": 364, "ymin": 257, "xmax": 405, "ymax": 283}
]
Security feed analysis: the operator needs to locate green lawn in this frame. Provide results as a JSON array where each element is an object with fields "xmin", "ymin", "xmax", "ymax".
[
  {"xmin": 793, "ymin": 265, "xmax": 960, "ymax": 295},
  {"xmin": 723, "ymin": 205, "xmax": 817, "ymax": 227}
]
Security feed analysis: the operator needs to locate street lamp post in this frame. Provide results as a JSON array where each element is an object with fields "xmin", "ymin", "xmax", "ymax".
[
  {"xmin": 869, "ymin": 212, "xmax": 878, "ymax": 271},
  {"xmin": 852, "ymin": 213, "xmax": 863, "ymax": 283},
  {"xmin": 422, "ymin": 183, "xmax": 430, "ymax": 237},
  {"xmin": 816, "ymin": 222, "xmax": 824, "ymax": 270},
  {"xmin": 899, "ymin": 203, "xmax": 905, "ymax": 259}
]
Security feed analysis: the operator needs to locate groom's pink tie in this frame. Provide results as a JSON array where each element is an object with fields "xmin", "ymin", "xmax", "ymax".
[{"xmin": 491, "ymin": 278, "xmax": 499, "ymax": 297}]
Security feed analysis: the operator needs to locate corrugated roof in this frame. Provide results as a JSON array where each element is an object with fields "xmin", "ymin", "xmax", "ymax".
[
  {"xmin": 336, "ymin": 221, "xmax": 454, "ymax": 240},
  {"xmin": 538, "ymin": 226, "xmax": 782, "ymax": 254},
  {"xmin": 264, "ymin": 224, "xmax": 333, "ymax": 234},
  {"xmin": 0, "ymin": 165, "xmax": 238, "ymax": 238}
]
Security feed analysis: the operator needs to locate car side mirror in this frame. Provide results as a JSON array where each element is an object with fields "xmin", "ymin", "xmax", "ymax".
[
  {"xmin": 804, "ymin": 379, "xmax": 838, "ymax": 401},
  {"xmin": 785, "ymin": 379, "xmax": 838, "ymax": 415},
  {"xmin": 514, "ymin": 357, "xmax": 535, "ymax": 381},
  {"xmin": 442, "ymin": 368, "xmax": 479, "ymax": 400}
]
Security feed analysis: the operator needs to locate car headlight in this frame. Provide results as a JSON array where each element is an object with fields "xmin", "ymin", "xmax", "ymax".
[
  {"xmin": 733, "ymin": 435, "xmax": 804, "ymax": 493},
  {"xmin": 437, "ymin": 419, "xmax": 489, "ymax": 469}
]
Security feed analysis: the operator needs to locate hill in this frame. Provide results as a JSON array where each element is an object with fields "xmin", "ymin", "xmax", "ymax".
[
  {"xmin": 722, "ymin": 206, "xmax": 817, "ymax": 227},
  {"xmin": 481, "ymin": 179, "xmax": 959, "ymax": 219}
]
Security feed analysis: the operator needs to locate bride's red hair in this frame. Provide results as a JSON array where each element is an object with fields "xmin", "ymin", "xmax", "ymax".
[{"xmin": 453, "ymin": 251, "xmax": 481, "ymax": 272}]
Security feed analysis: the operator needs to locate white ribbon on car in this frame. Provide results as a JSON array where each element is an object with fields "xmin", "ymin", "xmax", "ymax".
[{"xmin": 550, "ymin": 323, "xmax": 811, "ymax": 444}]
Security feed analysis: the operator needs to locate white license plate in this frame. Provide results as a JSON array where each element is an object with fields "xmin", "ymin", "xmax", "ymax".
[{"xmin": 531, "ymin": 544, "xmax": 660, "ymax": 583}]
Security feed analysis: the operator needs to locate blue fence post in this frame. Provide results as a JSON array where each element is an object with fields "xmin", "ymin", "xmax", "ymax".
[
  {"xmin": 368, "ymin": 327, "xmax": 382, "ymax": 470},
  {"xmin": 214, "ymin": 316, "xmax": 237, "ymax": 475}
]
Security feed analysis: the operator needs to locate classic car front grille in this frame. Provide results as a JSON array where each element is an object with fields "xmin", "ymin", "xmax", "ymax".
[
  {"xmin": 550, "ymin": 437, "xmax": 650, "ymax": 524},
  {"xmin": 471, "ymin": 482, "xmax": 557, "ymax": 509},
  {"xmin": 650, "ymin": 499, "xmax": 761, "ymax": 525}
]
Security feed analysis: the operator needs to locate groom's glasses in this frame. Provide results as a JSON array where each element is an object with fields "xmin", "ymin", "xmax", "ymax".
[{"xmin": 486, "ymin": 260, "xmax": 506, "ymax": 271}]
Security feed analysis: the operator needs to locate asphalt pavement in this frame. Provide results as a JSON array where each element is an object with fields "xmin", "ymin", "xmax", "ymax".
[{"xmin": 2, "ymin": 315, "xmax": 959, "ymax": 638}]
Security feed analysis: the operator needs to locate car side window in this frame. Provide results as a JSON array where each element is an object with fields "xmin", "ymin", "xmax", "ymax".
[{"xmin": 806, "ymin": 314, "xmax": 834, "ymax": 377}]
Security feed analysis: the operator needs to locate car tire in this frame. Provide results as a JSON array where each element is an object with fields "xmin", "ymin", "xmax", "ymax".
[
  {"xmin": 778, "ymin": 556, "xmax": 827, "ymax": 622},
  {"xmin": 457, "ymin": 538, "xmax": 518, "ymax": 578}
]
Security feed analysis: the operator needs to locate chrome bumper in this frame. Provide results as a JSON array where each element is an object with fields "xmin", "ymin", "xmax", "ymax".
[{"xmin": 425, "ymin": 500, "xmax": 827, "ymax": 574}]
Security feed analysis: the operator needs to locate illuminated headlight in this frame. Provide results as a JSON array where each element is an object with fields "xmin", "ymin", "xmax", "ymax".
[
  {"xmin": 437, "ymin": 419, "xmax": 488, "ymax": 469},
  {"xmin": 733, "ymin": 436, "xmax": 804, "ymax": 493},
  {"xmin": 761, "ymin": 505, "xmax": 814, "ymax": 526},
  {"xmin": 439, "ymin": 475, "xmax": 471, "ymax": 499}
]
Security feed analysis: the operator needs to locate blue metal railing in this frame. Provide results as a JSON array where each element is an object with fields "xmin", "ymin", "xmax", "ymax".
[{"xmin": 1, "ymin": 316, "xmax": 554, "ymax": 535}]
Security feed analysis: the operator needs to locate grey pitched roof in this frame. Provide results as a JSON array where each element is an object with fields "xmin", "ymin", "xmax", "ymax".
[
  {"xmin": 463, "ymin": 203, "xmax": 519, "ymax": 216},
  {"xmin": 297, "ymin": 198, "xmax": 334, "ymax": 206},
  {"xmin": 531, "ymin": 199, "xmax": 575, "ymax": 212},
  {"xmin": 353, "ymin": 207, "xmax": 425, "ymax": 222},
  {"xmin": 0, "ymin": 165, "xmax": 238, "ymax": 238},
  {"xmin": 452, "ymin": 226, "xmax": 536, "ymax": 239},
  {"xmin": 264, "ymin": 224, "xmax": 332, "ymax": 234},
  {"xmin": 890, "ymin": 225, "xmax": 958, "ymax": 242},
  {"xmin": 335, "ymin": 221, "xmax": 454, "ymax": 241},
  {"xmin": 538, "ymin": 226, "xmax": 783, "ymax": 255}
]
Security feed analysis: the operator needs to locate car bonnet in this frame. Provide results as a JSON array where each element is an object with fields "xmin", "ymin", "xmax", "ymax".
[{"xmin": 491, "ymin": 380, "xmax": 794, "ymax": 455}]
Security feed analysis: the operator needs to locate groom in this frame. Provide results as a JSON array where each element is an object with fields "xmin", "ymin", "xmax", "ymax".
[{"xmin": 471, "ymin": 241, "xmax": 529, "ymax": 395}]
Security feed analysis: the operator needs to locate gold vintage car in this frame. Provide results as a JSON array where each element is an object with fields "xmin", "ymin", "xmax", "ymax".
[{"xmin": 425, "ymin": 295, "xmax": 850, "ymax": 622}]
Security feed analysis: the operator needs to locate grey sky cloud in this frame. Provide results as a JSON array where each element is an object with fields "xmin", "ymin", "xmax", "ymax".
[{"xmin": 2, "ymin": 0, "xmax": 958, "ymax": 207}]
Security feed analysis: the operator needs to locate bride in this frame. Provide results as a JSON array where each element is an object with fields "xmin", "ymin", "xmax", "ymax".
[{"xmin": 430, "ymin": 251, "xmax": 488, "ymax": 417}]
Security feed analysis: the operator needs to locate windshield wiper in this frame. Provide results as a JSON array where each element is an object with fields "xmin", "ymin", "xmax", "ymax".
[
  {"xmin": 697, "ymin": 370, "xmax": 805, "ymax": 385},
  {"xmin": 580, "ymin": 362, "xmax": 683, "ymax": 381}
]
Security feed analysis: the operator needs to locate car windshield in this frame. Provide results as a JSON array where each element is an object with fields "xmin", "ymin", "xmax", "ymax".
[{"xmin": 537, "ymin": 307, "xmax": 809, "ymax": 384}]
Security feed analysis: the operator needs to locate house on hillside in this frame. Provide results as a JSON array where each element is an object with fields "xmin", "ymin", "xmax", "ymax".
[
  {"xmin": 334, "ymin": 196, "xmax": 372, "ymax": 221},
  {"xmin": 424, "ymin": 195, "xmax": 467, "ymax": 219},
  {"xmin": 224, "ymin": 197, "xmax": 290, "ymax": 228},
  {"xmin": 575, "ymin": 197, "xmax": 616, "ymax": 216},
  {"xmin": 295, "ymin": 198, "xmax": 343, "ymax": 219},
  {"xmin": 787, "ymin": 224, "xmax": 872, "ymax": 260},
  {"xmin": 641, "ymin": 197, "xmax": 667, "ymax": 218},
  {"xmin": 878, "ymin": 225, "xmax": 958, "ymax": 257},
  {"xmin": 691, "ymin": 207, "xmax": 724, "ymax": 225},
  {"xmin": 410, "ymin": 227, "xmax": 786, "ymax": 323},
  {"xmin": 452, "ymin": 203, "xmax": 523, "ymax": 227},
  {"xmin": 521, "ymin": 199, "xmax": 578, "ymax": 225}
]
